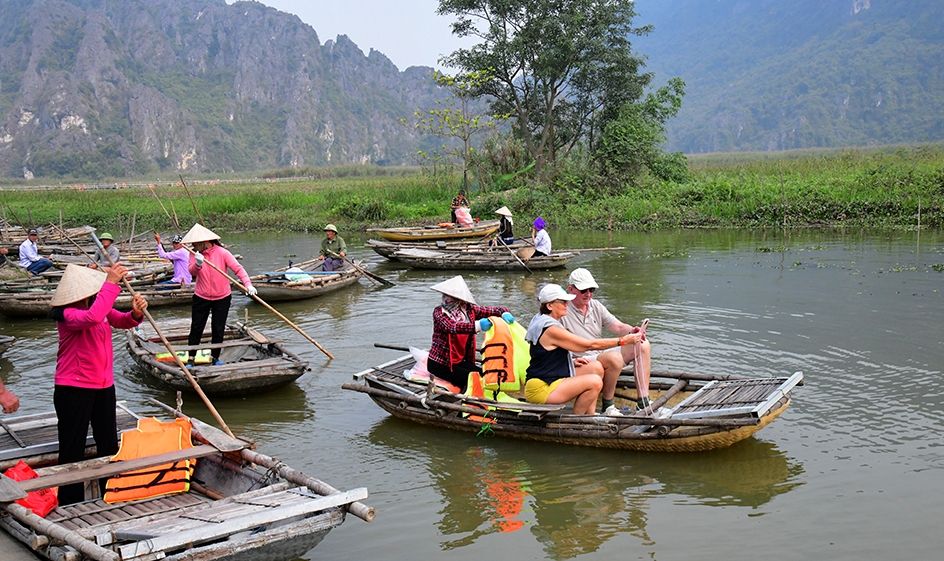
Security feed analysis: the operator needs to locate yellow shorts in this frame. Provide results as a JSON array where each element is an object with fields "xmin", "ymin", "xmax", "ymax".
[{"xmin": 524, "ymin": 378, "xmax": 565, "ymax": 404}]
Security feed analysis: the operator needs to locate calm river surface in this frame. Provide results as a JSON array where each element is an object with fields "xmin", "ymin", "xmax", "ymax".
[{"xmin": 2, "ymin": 229, "xmax": 942, "ymax": 561}]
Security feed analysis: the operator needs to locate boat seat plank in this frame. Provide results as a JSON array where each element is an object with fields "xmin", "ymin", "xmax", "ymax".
[
  {"xmin": 141, "ymin": 339, "xmax": 262, "ymax": 353},
  {"xmin": 116, "ymin": 487, "xmax": 368, "ymax": 559},
  {"xmin": 190, "ymin": 357, "xmax": 287, "ymax": 374}
]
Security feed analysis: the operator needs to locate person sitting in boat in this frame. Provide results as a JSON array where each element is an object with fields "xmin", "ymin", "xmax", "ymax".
[
  {"xmin": 531, "ymin": 217, "xmax": 551, "ymax": 257},
  {"xmin": 184, "ymin": 223, "xmax": 257, "ymax": 367},
  {"xmin": 560, "ymin": 268, "xmax": 653, "ymax": 415},
  {"xmin": 495, "ymin": 206, "xmax": 515, "ymax": 245},
  {"xmin": 18, "ymin": 228, "xmax": 54, "ymax": 275},
  {"xmin": 88, "ymin": 232, "xmax": 120, "ymax": 270},
  {"xmin": 524, "ymin": 284, "xmax": 637, "ymax": 415},
  {"xmin": 451, "ymin": 189, "xmax": 470, "ymax": 223},
  {"xmin": 318, "ymin": 224, "xmax": 347, "ymax": 272},
  {"xmin": 50, "ymin": 263, "xmax": 148, "ymax": 505},
  {"xmin": 428, "ymin": 275, "xmax": 512, "ymax": 392},
  {"xmin": 155, "ymin": 233, "xmax": 192, "ymax": 286}
]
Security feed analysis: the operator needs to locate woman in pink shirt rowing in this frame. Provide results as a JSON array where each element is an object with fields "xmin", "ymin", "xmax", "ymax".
[{"xmin": 51, "ymin": 263, "xmax": 147, "ymax": 505}]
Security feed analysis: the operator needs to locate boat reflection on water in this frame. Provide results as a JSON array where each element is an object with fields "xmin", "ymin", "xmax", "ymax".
[{"xmin": 368, "ymin": 418, "xmax": 803, "ymax": 558}]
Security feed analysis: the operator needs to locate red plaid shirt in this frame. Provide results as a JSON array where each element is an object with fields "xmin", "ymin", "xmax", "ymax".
[{"xmin": 428, "ymin": 304, "xmax": 508, "ymax": 368}]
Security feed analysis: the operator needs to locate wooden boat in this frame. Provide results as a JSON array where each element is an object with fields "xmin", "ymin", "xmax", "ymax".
[
  {"xmin": 0, "ymin": 285, "xmax": 193, "ymax": 319},
  {"xmin": 248, "ymin": 257, "xmax": 364, "ymax": 302},
  {"xmin": 343, "ymin": 354, "xmax": 803, "ymax": 452},
  {"xmin": 0, "ymin": 403, "xmax": 373, "ymax": 561},
  {"xmin": 0, "ymin": 335, "xmax": 13, "ymax": 356},
  {"xmin": 126, "ymin": 320, "xmax": 309, "ymax": 395},
  {"xmin": 366, "ymin": 220, "xmax": 500, "ymax": 242},
  {"xmin": 390, "ymin": 247, "xmax": 577, "ymax": 270},
  {"xmin": 366, "ymin": 238, "xmax": 529, "ymax": 260}
]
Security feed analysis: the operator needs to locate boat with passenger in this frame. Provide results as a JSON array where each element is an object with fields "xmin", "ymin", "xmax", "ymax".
[{"xmin": 248, "ymin": 257, "xmax": 364, "ymax": 302}]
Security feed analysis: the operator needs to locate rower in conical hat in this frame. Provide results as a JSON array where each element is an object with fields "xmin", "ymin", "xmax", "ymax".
[
  {"xmin": 427, "ymin": 275, "xmax": 513, "ymax": 393},
  {"xmin": 89, "ymin": 230, "xmax": 121, "ymax": 270},
  {"xmin": 494, "ymin": 206, "xmax": 515, "ymax": 245},
  {"xmin": 50, "ymin": 262, "xmax": 148, "ymax": 505},
  {"xmin": 181, "ymin": 223, "xmax": 256, "ymax": 367}
]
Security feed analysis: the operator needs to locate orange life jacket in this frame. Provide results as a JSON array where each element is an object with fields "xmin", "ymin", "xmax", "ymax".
[
  {"xmin": 103, "ymin": 417, "xmax": 195, "ymax": 504},
  {"xmin": 481, "ymin": 317, "xmax": 529, "ymax": 394}
]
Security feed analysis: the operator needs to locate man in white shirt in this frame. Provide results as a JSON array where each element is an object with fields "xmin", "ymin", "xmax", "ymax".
[
  {"xmin": 559, "ymin": 268, "xmax": 652, "ymax": 414},
  {"xmin": 18, "ymin": 229, "xmax": 54, "ymax": 275}
]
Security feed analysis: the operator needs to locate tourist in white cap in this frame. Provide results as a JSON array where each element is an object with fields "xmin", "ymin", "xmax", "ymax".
[
  {"xmin": 318, "ymin": 224, "xmax": 347, "ymax": 272},
  {"xmin": 182, "ymin": 223, "xmax": 256, "ymax": 366},
  {"xmin": 428, "ymin": 276, "xmax": 513, "ymax": 392},
  {"xmin": 560, "ymin": 268, "xmax": 652, "ymax": 414},
  {"xmin": 50, "ymin": 263, "xmax": 147, "ymax": 504},
  {"xmin": 523, "ymin": 283, "xmax": 635, "ymax": 415}
]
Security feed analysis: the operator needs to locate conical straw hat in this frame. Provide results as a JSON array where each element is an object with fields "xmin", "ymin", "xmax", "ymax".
[
  {"xmin": 50, "ymin": 264, "xmax": 107, "ymax": 307},
  {"xmin": 181, "ymin": 223, "xmax": 220, "ymax": 244},
  {"xmin": 430, "ymin": 275, "xmax": 476, "ymax": 305},
  {"xmin": 494, "ymin": 206, "xmax": 513, "ymax": 217}
]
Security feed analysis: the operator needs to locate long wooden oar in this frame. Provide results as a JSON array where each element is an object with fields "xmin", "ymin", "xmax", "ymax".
[
  {"xmin": 326, "ymin": 250, "xmax": 394, "ymax": 287},
  {"xmin": 183, "ymin": 246, "xmax": 335, "ymax": 360},
  {"xmin": 179, "ymin": 175, "xmax": 206, "ymax": 224},
  {"xmin": 58, "ymin": 226, "xmax": 235, "ymax": 438},
  {"xmin": 499, "ymin": 238, "xmax": 531, "ymax": 273},
  {"xmin": 147, "ymin": 184, "xmax": 178, "ymax": 229}
]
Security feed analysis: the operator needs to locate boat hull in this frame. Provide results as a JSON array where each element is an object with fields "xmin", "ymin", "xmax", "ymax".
[
  {"xmin": 253, "ymin": 268, "xmax": 362, "ymax": 302},
  {"xmin": 0, "ymin": 286, "xmax": 194, "ymax": 318},
  {"xmin": 391, "ymin": 250, "xmax": 576, "ymax": 271},
  {"xmin": 367, "ymin": 221, "xmax": 500, "ymax": 242}
]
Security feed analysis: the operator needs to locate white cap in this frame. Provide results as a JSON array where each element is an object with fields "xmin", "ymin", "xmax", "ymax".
[
  {"xmin": 430, "ymin": 275, "xmax": 477, "ymax": 305},
  {"xmin": 181, "ymin": 223, "xmax": 220, "ymax": 244},
  {"xmin": 494, "ymin": 206, "xmax": 512, "ymax": 217},
  {"xmin": 538, "ymin": 283, "xmax": 576, "ymax": 304},
  {"xmin": 568, "ymin": 268, "xmax": 598, "ymax": 291},
  {"xmin": 50, "ymin": 264, "xmax": 107, "ymax": 307}
]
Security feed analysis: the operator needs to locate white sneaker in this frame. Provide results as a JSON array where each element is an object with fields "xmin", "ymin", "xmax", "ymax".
[{"xmin": 603, "ymin": 404, "xmax": 625, "ymax": 417}]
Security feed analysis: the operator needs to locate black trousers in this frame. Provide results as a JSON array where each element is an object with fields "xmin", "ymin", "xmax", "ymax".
[
  {"xmin": 54, "ymin": 385, "xmax": 118, "ymax": 505},
  {"xmin": 189, "ymin": 295, "xmax": 231, "ymax": 361},
  {"xmin": 427, "ymin": 358, "xmax": 481, "ymax": 393}
]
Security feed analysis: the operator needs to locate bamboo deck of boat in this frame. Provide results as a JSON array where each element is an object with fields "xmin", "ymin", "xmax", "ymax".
[
  {"xmin": 343, "ymin": 355, "xmax": 803, "ymax": 452},
  {"xmin": 249, "ymin": 257, "xmax": 364, "ymax": 302},
  {"xmin": 126, "ymin": 320, "xmax": 309, "ymax": 395},
  {"xmin": 366, "ymin": 220, "xmax": 500, "ymax": 242},
  {"xmin": 366, "ymin": 238, "xmax": 529, "ymax": 260},
  {"xmin": 390, "ymin": 247, "xmax": 577, "ymax": 271}
]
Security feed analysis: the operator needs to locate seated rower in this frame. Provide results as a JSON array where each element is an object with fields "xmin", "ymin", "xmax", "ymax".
[
  {"xmin": 318, "ymin": 224, "xmax": 346, "ymax": 272},
  {"xmin": 531, "ymin": 217, "xmax": 551, "ymax": 257},
  {"xmin": 89, "ymin": 232, "xmax": 120, "ymax": 270}
]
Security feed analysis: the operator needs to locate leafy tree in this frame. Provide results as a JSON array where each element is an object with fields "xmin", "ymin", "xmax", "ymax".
[
  {"xmin": 410, "ymin": 70, "xmax": 503, "ymax": 191},
  {"xmin": 438, "ymin": 0, "xmax": 652, "ymax": 174}
]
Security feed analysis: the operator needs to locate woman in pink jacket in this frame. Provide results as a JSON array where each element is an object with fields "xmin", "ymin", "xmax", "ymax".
[
  {"xmin": 51, "ymin": 263, "xmax": 147, "ymax": 505},
  {"xmin": 181, "ymin": 224, "xmax": 256, "ymax": 366}
]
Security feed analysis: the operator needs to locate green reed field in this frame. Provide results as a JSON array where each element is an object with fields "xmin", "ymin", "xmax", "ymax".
[{"xmin": 2, "ymin": 145, "xmax": 941, "ymax": 234}]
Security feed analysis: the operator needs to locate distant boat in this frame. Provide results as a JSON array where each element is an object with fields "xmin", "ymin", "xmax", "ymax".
[
  {"xmin": 248, "ymin": 257, "xmax": 364, "ymax": 302},
  {"xmin": 390, "ymin": 247, "xmax": 577, "ymax": 271},
  {"xmin": 0, "ymin": 403, "xmax": 373, "ymax": 561},
  {"xmin": 366, "ymin": 220, "xmax": 500, "ymax": 241},
  {"xmin": 0, "ymin": 284, "xmax": 193, "ymax": 319},
  {"xmin": 366, "ymin": 238, "xmax": 529, "ymax": 260},
  {"xmin": 126, "ymin": 320, "xmax": 308, "ymax": 395}
]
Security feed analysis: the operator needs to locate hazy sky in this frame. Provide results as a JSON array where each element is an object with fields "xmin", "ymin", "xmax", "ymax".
[{"xmin": 255, "ymin": 1, "xmax": 471, "ymax": 70}]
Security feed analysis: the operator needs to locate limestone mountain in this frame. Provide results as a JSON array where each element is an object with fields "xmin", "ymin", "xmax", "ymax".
[
  {"xmin": 635, "ymin": 0, "xmax": 944, "ymax": 153},
  {"xmin": 0, "ymin": 0, "xmax": 447, "ymax": 178}
]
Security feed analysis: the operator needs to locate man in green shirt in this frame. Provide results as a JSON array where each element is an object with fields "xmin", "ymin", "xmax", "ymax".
[{"xmin": 319, "ymin": 224, "xmax": 347, "ymax": 271}]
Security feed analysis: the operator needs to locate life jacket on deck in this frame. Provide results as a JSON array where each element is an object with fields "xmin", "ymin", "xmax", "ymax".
[
  {"xmin": 103, "ymin": 417, "xmax": 195, "ymax": 504},
  {"xmin": 481, "ymin": 317, "xmax": 530, "ymax": 395}
]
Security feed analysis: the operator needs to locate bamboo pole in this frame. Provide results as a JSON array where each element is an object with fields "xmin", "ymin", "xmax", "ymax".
[
  {"xmin": 147, "ymin": 183, "xmax": 175, "ymax": 227},
  {"xmin": 179, "ymin": 174, "xmax": 206, "ymax": 224},
  {"xmin": 4, "ymin": 503, "xmax": 119, "ymax": 561},
  {"xmin": 126, "ymin": 211, "xmax": 136, "ymax": 253},
  {"xmin": 168, "ymin": 199, "xmax": 180, "ymax": 230},
  {"xmin": 184, "ymin": 245, "xmax": 334, "ymax": 359}
]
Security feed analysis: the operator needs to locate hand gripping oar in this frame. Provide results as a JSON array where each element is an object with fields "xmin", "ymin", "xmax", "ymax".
[
  {"xmin": 87, "ymin": 230, "xmax": 236, "ymax": 438},
  {"xmin": 326, "ymin": 250, "xmax": 394, "ymax": 287},
  {"xmin": 633, "ymin": 318, "xmax": 652, "ymax": 414},
  {"xmin": 184, "ymin": 245, "xmax": 335, "ymax": 360}
]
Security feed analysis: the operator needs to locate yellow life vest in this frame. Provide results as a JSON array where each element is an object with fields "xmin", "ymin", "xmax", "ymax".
[
  {"xmin": 103, "ymin": 417, "xmax": 196, "ymax": 504},
  {"xmin": 481, "ymin": 317, "xmax": 529, "ymax": 393},
  {"xmin": 155, "ymin": 349, "xmax": 211, "ymax": 364}
]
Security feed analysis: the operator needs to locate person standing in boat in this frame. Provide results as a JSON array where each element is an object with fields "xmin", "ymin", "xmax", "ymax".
[
  {"xmin": 495, "ymin": 206, "xmax": 515, "ymax": 245},
  {"xmin": 428, "ymin": 276, "xmax": 513, "ymax": 392},
  {"xmin": 184, "ymin": 224, "xmax": 256, "ymax": 367},
  {"xmin": 451, "ymin": 189, "xmax": 470, "ymax": 223},
  {"xmin": 50, "ymin": 263, "xmax": 148, "ymax": 505},
  {"xmin": 155, "ymin": 233, "xmax": 192, "ymax": 286},
  {"xmin": 524, "ymin": 284, "xmax": 637, "ymax": 415},
  {"xmin": 18, "ymin": 228, "xmax": 54, "ymax": 275},
  {"xmin": 88, "ymin": 232, "xmax": 120, "ymax": 269},
  {"xmin": 531, "ymin": 217, "xmax": 552, "ymax": 257},
  {"xmin": 318, "ymin": 224, "xmax": 347, "ymax": 272},
  {"xmin": 560, "ymin": 268, "xmax": 653, "ymax": 415}
]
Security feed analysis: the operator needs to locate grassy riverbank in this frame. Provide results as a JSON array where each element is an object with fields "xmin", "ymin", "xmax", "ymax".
[{"xmin": 1, "ymin": 145, "xmax": 941, "ymax": 233}]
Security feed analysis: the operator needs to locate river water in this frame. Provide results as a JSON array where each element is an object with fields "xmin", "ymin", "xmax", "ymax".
[{"xmin": 1, "ymin": 229, "xmax": 942, "ymax": 561}]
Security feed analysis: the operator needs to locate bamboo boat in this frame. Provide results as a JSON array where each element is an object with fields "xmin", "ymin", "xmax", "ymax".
[
  {"xmin": 366, "ymin": 220, "xmax": 500, "ymax": 242},
  {"xmin": 343, "ymin": 354, "xmax": 803, "ymax": 452},
  {"xmin": 126, "ymin": 320, "xmax": 309, "ymax": 395},
  {"xmin": 390, "ymin": 247, "xmax": 577, "ymax": 271},
  {"xmin": 248, "ymin": 257, "xmax": 364, "ymax": 302},
  {"xmin": 0, "ymin": 335, "xmax": 13, "ymax": 355},
  {"xmin": 0, "ymin": 284, "xmax": 193, "ymax": 319},
  {"xmin": 366, "ymin": 238, "xmax": 529, "ymax": 260},
  {"xmin": 0, "ymin": 403, "xmax": 373, "ymax": 561}
]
